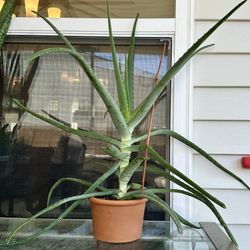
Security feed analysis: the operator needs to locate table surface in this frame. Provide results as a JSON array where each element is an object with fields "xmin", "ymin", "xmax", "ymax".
[{"xmin": 0, "ymin": 218, "xmax": 237, "ymax": 249}]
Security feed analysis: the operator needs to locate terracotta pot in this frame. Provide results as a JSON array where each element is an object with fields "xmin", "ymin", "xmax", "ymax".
[{"xmin": 90, "ymin": 197, "xmax": 147, "ymax": 243}]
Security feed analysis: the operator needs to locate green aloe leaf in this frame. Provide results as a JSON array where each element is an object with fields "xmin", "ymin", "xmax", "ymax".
[
  {"xmin": 107, "ymin": 4, "xmax": 130, "ymax": 120},
  {"xmin": 123, "ymin": 55, "xmax": 130, "ymax": 110},
  {"xmin": 2, "ymin": 200, "xmax": 81, "ymax": 246},
  {"xmin": 33, "ymin": 11, "xmax": 74, "ymax": 50},
  {"xmin": 0, "ymin": 0, "xmax": 14, "ymax": 26},
  {"xmin": 0, "ymin": 0, "xmax": 15, "ymax": 49},
  {"xmin": 119, "ymin": 157, "xmax": 144, "ymax": 189},
  {"xmin": 128, "ymin": 0, "xmax": 247, "ymax": 130},
  {"xmin": 133, "ymin": 129, "xmax": 250, "ymax": 190},
  {"xmin": 0, "ymin": 14, "xmax": 11, "ymax": 49},
  {"xmin": 14, "ymin": 99, "xmax": 121, "ymax": 147},
  {"xmin": 47, "ymin": 177, "xmax": 107, "ymax": 206},
  {"xmin": 31, "ymin": 12, "xmax": 132, "ymax": 139},
  {"xmin": 177, "ymin": 215, "xmax": 201, "ymax": 229},
  {"xmin": 103, "ymin": 145, "xmax": 129, "ymax": 160},
  {"xmin": 85, "ymin": 160, "xmax": 121, "ymax": 193},
  {"xmin": 127, "ymin": 13, "xmax": 139, "ymax": 112}
]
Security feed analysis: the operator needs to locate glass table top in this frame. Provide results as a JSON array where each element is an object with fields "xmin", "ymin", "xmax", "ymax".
[{"xmin": 0, "ymin": 218, "xmax": 221, "ymax": 249}]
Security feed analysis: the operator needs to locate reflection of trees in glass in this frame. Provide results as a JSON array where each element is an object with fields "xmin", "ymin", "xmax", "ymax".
[{"xmin": 0, "ymin": 46, "xmax": 40, "ymax": 129}]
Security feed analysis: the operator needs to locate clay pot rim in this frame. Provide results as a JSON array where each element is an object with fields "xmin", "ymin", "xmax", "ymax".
[{"xmin": 90, "ymin": 197, "xmax": 147, "ymax": 207}]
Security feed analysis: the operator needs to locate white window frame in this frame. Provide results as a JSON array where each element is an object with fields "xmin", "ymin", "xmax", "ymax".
[
  {"xmin": 8, "ymin": 18, "xmax": 175, "ymax": 37},
  {"xmin": 7, "ymin": 0, "xmax": 192, "ymax": 220}
]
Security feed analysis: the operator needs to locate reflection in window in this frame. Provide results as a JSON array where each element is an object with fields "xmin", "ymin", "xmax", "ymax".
[
  {"xmin": 9, "ymin": 0, "xmax": 175, "ymax": 18},
  {"xmin": 0, "ymin": 40, "xmax": 171, "ymax": 219}
]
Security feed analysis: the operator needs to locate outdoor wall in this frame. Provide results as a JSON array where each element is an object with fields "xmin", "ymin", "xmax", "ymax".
[{"xmin": 191, "ymin": 1, "xmax": 250, "ymax": 249}]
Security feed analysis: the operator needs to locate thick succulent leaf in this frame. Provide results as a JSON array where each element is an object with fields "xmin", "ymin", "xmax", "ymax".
[
  {"xmin": 85, "ymin": 160, "xmax": 121, "ymax": 193},
  {"xmin": 133, "ymin": 129, "xmax": 250, "ymax": 190},
  {"xmin": 30, "ymin": 13, "xmax": 131, "ymax": 139},
  {"xmin": 190, "ymin": 43, "xmax": 215, "ymax": 55},
  {"xmin": 177, "ymin": 215, "xmax": 201, "ymax": 230},
  {"xmin": 103, "ymin": 145, "xmax": 129, "ymax": 160},
  {"xmin": 119, "ymin": 157, "xmax": 144, "ymax": 188},
  {"xmin": 3, "ymin": 200, "xmax": 82, "ymax": 246},
  {"xmin": 127, "ymin": 13, "xmax": 139, "ymax": 112},
  {"xmin": 125, "ymin": 187, "xmax": 202, "ymax": 197},
  {"xmin": 0, "ymin": 0, "xmax": 14, "ymax": 26},
  {"xmin": 26, "ymin": 47, "xmax": 70, "ymax": 66},
  {"xmin": 14, "ymin": 100, "xmax": 121, "ymax": 147},
  {"xmin": 123, "ymin": 55, "xmax": 130, "ymax": 111},
  {"xmin": 130, "ymin": 182, "xmax": 143, "ymax": 190},
  {"xmin": 128, "ymin": 0, "xmax": 247, "ymax": 130},
  {"xmin": 47, "ymin": 177, "xmax": 107, "ymax": 206},
  {"xmin": 34, "ymin": 11, "xmax": 74, "ymax": 50},
  {"xmin": 0, "ymin": 0, "xmax": 15, "ymax": 48},
  {"xmin": 107, "ymin": 4, "xmax": 130, "ymax": 120},
  {"xmin": 0, "ymin": 14, "xmax": 11, "ymax": 49}
]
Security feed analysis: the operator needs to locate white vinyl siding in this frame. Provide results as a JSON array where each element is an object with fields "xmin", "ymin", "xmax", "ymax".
[
  {"xmin": 194, "ymin": 88, "xmax": 250, "ymax": 120},
  {"xmin": 195, "ymin": 0, "xmax": 250, "ymax": 20},
  {"xmin": 193, "ymin": 121, "xmax": 250, "ymax": 154},
  {"xmin": 194, "ymin": 54, "xmax": 250, "ymax": 86},
  {"xmin": 192, "ymin": 1, "xmax": 250, "ymax": 249}
]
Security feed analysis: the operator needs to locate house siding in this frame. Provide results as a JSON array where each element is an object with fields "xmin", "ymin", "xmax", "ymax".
[{"xmin": 192, "ymin": 1, "xmax": 250, "ymax": 249}]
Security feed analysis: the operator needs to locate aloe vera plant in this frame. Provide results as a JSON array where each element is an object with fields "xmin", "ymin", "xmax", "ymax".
[{"xmin": 2, "ymin": 0, "xmax": 249, "ymax": 246}]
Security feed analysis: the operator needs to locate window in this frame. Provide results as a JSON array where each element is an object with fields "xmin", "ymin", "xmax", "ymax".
[{"xmin": 0, "ymin": 38, "xmax": 171, "ymax": 219}]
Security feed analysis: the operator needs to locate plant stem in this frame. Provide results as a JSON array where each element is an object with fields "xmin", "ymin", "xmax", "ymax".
[{"xmin": 118, "ymin": 137, "xmax": 133, "ymax": 195}]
